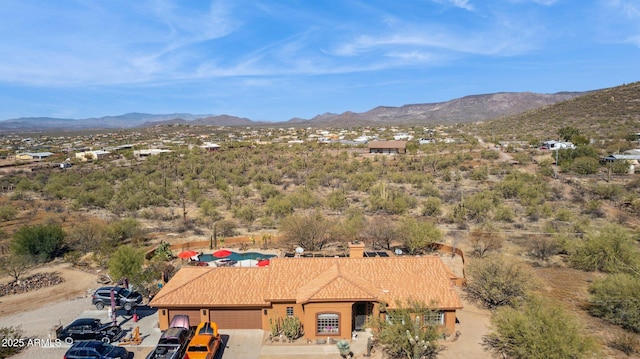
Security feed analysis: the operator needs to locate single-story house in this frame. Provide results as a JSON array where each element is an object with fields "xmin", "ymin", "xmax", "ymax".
[
  {"xmin": 367, "ymin": 141, "xmax": 407, "ymax": 154},
  {"xmin": 150, "ymin": 243, "xmax": 463, "ymax": 340},
  {"xmin": 200, "ymin": 143, "xmax": 221, "ymax": 152},
  {"xmin": 75, "ymin": 150, "xmax": 111, "ymax": 161},
  {"xmin": 15, "ymin": 152, "xmax": 54, "ymax": 160},
  {"xmin": 133, "ymin": 149, "xmax": 172, "ymax": 157}
]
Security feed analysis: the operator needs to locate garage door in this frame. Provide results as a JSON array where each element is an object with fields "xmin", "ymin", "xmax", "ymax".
[
  {"xmin": 169, "ymin": 309, "xmax": 202, "ymax": 327},
  {"xmin": 209, "ymin": 308, "xmax": 262, "ymax": 329}
]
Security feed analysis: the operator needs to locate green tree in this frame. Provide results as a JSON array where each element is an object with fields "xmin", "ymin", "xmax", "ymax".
[
  {"xmin": 558, "ymin": 126, "xmax": 580, "ymax": 142},
  {"xmin": 484, "ymin": 296, "xmax": 599, "ymax": 359},
  {"xmin": 369, "ymin": 300, "xmax": 442, "ymax": 359},
  {"xmin": 10, "ymin": 223, "xmax": 65, "ymax": 262},
  {"xmin": 399, "ymin": 217, "xmax": 442, "ymax": 255},
  {"xmin": 588, "ymin": 273, "xmax": 640, "ymax": 332},
  {"xmin": 569, "ymin": 224, "xmax": 640, "ymax": 273},
  {"xmin": 465, "ymin": 256, "xmax": 537, "ymax": 309},
  {"xmin": 108, "ymin": 245, "xmax": 145, "ymax": 284}
]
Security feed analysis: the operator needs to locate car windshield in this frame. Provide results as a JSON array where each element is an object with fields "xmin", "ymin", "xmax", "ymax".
[
  {"xmin": 188, "ymin": 345, "xmax": 208, "ymax": 352},
  {"xmin": 119, "ymin": 287, "xmax": 132, "ymax": 297}
]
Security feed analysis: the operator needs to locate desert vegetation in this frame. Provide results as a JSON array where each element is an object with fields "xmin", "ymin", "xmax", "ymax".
[{"xmin": 2, "ymin": 84, "xmax": 640, "ymax": 357}]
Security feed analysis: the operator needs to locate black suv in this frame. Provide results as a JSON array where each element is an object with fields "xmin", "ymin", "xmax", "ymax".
[
  {"xmin": 57, "ymin": 318, "xmax": 122, "ymax": 343},
  {"xmin": 64, "ymin": 340, "xmax": 128, "ymax": 359},
  {"xmin": 92, "ymin": 286, "xmax": 143, "ymax": 311}
]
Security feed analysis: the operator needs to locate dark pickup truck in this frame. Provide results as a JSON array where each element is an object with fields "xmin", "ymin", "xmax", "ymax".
[{"xmin": 145, "ymin": 327, "xmax": 192, "ymax": 359}]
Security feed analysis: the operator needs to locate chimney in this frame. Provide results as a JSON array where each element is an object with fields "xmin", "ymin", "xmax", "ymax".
[{"xmin": 348, "ymin": 241, "xmax": 365, "ymax": 258}]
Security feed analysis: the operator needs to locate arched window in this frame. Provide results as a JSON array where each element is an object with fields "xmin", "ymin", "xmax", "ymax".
[{"xmin": 316, "ymin": 313, "xmax": 340, "ymax": 335}]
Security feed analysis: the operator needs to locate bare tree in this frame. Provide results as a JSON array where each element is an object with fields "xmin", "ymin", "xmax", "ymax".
[
  {"xmin": 364, "ymin": 216, "xmax": 398, "ymax": 250},
  {"xmin": 280, "ymin": 211, "xmax": 334, "ymax": 251},
  {"xmin": 468, "ymin": 224, "xmax": 504, "ymax": 258},
  {"xmin": 0, "ymin": 255, "xmax": 34, "ymax": 282}
]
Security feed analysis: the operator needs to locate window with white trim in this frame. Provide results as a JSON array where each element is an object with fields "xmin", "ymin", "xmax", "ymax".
[
  {"xmin": 423, "ymin": 311, "xmax": 445, "ymax": 325},
  {"xmin": 317, "ymin": 313, "xmax": 339, "ymax": 335}
]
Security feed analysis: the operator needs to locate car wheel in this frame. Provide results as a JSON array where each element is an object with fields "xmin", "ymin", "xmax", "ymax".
[
  {"xmin": 101, "ymin": 336, "xmax": 111, "ymax": 343},
  {"xmin": 124, "ymin": 302, "xmax": 132, "ymax": 311},
  {"xmin": 95, "ymin": 302, "xmax": 105, "ymax": 310}
]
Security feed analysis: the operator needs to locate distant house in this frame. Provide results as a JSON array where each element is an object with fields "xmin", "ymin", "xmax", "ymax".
[
  {"xmin": 540, "ymin": 140, "xmax": 575, "ymax": 150},
  {"xmin": 75, "ymin": 150, "xmax": 110, "ymax": 161},
  {"xmin": 367, "ymin": 141, "xmax": 407, "ymax": 154},
  {"xmin": 200, "ymin": 143, "xmax": 221, "ymax": 152},
  {"xmin": 15, "ymin": 152, "xmax": 54, "ymax": 161},
  {"xmin": 418, "ymin": 138, "xmax": 436, "ymax": 145},
  {"xmin": 150, "ymin": 243, "xmax": 463, "ymax": 339},
  {"xmin": 133, "ymin": 149, "xmax": 172, "ymax": 157}
]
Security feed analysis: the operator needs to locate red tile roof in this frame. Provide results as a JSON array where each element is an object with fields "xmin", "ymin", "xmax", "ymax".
[{"xmin": 151, "ymin": 256, "xmax": 462, "ymax": 310}]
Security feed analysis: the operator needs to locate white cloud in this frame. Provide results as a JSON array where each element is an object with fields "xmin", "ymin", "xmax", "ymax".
[{"xmin": 431, "ymin": 0, "xmax": 474, "ymax": 11}]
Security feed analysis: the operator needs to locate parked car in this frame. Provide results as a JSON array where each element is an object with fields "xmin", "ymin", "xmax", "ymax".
[
  {"xmin": 92, "ymin": 286, "xmax": 143, "ymax": 311},
  {"xmin": 57, "ymin": 318, "xmax": 123, "ymax": 343},
  {"xmin": 183, "ymin": 322, "xmax": 221, "ymax": 359},
  {"xmin": 145, "ymin": 327, "xmax": 191, "ymax": 359},
  {"xmin": 63, "ymin": 340, "xmax": 128, "ymax": 359}
]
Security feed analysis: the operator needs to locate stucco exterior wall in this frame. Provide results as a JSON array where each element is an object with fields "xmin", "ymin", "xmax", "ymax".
[{"xmin": 302, "ymin": 302, "xmax": 354, "ymax": 340}]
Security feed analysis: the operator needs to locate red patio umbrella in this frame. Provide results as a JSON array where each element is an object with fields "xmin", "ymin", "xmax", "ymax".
[
  {"xmin": 212, "ymin": 249, "xmax": 232, "ymax": 258},
  {"xmin": 256, "ymin": 259, "xmax": 270, "ymax": 267},
  {"xmin": 177, "ymin": 250, "xmax": 198, "ymax": 259}
]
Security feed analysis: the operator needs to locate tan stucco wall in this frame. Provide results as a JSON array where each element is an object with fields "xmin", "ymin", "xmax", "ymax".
[
  {"xmin": 262, "ymin": 303, "xmax": 305, "ymax": 334},
  {"xmin": 302, "ymin": 302, "xmax": 354, "ymax": 340},
  {"xmin": 444, "ymin": 310, "xmax": 456, "ymax": 334},
  {"xmin": 158, "ymin": 308, "xmax": 170, "ymax": 330}
]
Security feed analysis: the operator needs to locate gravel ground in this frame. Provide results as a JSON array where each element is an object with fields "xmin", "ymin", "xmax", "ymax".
[{"xmin": 0, "ymin": 296, "xmax": 156, "ymax": 358}]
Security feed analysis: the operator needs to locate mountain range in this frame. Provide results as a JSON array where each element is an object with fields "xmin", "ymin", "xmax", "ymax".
[{"xmin": 0, "ymin": 91, "xmax": 588, "ymax": 132}]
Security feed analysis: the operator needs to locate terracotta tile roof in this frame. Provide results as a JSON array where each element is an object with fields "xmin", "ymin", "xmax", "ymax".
[
  {"xmin": 151, "ymin": 256, "xmax": 462, "ymax": 310},
  {"xmin": 150, "ymin": 266, "xmax": 270, "ymax": 307}
]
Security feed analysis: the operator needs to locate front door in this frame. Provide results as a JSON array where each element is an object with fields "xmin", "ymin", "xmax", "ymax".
[{"xmin": 352, "ymin": 302, "xmax": 370, "ymax": 331}]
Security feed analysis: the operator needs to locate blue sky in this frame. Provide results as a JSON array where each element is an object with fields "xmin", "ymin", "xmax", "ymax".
[{"xmin": 0, "ymin": 0, "xmax": 639, "ymax": 122}]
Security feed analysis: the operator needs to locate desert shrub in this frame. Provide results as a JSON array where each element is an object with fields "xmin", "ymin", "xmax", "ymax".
[
  {"xmin": 608, "ymin": 333, "xmax": 639, "ymax": 355},
  {"xmin": 570, "ymin": 157, "xmax": 600, "ymax": 175},
  {"xmin": 470, "ymin": 166, "xmax": 489, "ymax": 181},
  {"xmin": 463, "ymin": 190, "xmax": 498, "ymax": 222},
  {"xmin": 525, "ymin": 235, "xmax": 561, "ymax": 261},
  {"xmin": 265, "ymin": 195, "xmax": 295, "ymax": 218},
  {"xmin": 421, "ymin": 197, "xmax": 442, "ymax": 217},
  {"xmin": 569, "ymin": 224, "xmax": 640, "ymax": 273},
  {"xmin": 554, "ymin": 208, "xmax": 573, "ymax": 222},
  {"xmin": 484, "ymin": 296, "xmax": 599, "ymax": 359},
  {"xmin": 588, "ymin": 273, "xmax": 640, "ymax": 332},
  {"xmin": 216, "ymin": 219, "xmax": 238, "ymax": 238},
  {"xmin": 0, "ymin": 326, "xmax": 25, "ymax": 357},
  {"xmin": 468, "ymin": 223, "xmax": 504, "ymax": 258},
  {"xmin": 368, "ymin": 300, "xmax": 442, "ymax": 359},
  {"xmin": 399, "ymin": 217, "xmax": 442, "ymax": 255},
  {"xmin": 10, "ymin": 223, "xmax": 65, "ymax": 262},
  {"xmin": 0, "ymin": 204, "xmax": 17, "ymax": 222},
  {"xmin": 327, "ymin": 190, "xmax": 348, "ymax": 211},
  {"xmin": 493, "ymin": 205, "xmax": 515, "ymax": 222},
  {"xmin": 480, "ymin": 149, "xmax": 500, "ymax": 160},
  {"xmin": 465, "ymin": 256, "xmax": 537, "ymax": 309},
  {"xmin": 592, "ymin": 183, "xmax": 623, "ymax": 200},
  {"xmin": 511, "ymin": 152, "xmax": 531, "ymax": 165}
]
